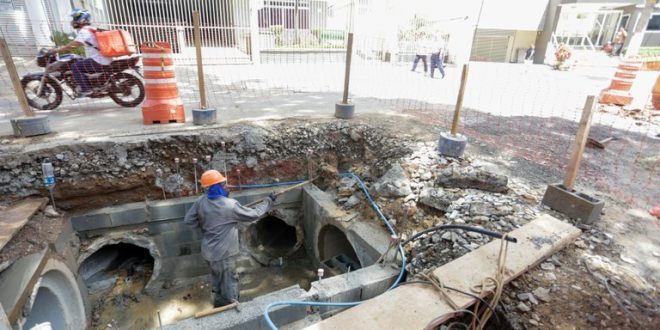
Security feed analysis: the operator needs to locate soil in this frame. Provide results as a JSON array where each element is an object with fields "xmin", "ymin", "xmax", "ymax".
[{"xmin": 0, "ymin": 210, "xmax": 65, "ymax": 271}]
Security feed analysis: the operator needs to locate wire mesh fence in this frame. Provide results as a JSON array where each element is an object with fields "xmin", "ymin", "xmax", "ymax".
[{"xmin": 0, "ymin": 0, "xmax": 657, "ymax": 210}]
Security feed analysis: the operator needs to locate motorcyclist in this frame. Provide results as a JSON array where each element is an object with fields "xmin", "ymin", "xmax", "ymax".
[{"xmin": 52, "ymin": 8, "xmax": 112, "ymax": 97}]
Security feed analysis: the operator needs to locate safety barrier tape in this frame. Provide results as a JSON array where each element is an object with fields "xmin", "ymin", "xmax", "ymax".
[
  {"xmin": 145, "ymin": 78, "xmax": 178, "ymax": 84},
  {"xmin": 142, "ymin": 53, "xmax": 172, "ymax": 59},
  {"xmin": 143, "ymin": 65, "xmax": 175, "ymax": 71}
]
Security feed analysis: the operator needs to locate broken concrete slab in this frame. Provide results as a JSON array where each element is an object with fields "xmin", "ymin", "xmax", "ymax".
[
  {"xmin": 304, "ymin": 214, "xmax": 580, "ymax": 329},
  {"xmin": 435, "ymin": 168, "xmax": 508, "ymax": 193},
  {"xmin": 418, "ymin": 188, "xmax": 458, "ymax": 212},
  {"xmin": 371, "ymin": 163, "xmax": 412, "ymax": 197}
]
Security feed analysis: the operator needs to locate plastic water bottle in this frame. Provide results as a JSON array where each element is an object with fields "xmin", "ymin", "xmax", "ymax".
[{"xmin": 42, "ymin": 162, "xmax": 55, "ymax": 187}]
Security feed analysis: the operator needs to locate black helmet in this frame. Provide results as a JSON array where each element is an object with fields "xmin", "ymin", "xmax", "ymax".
[{"xmin": 70, "ymin": 8, "xmax": 91, "ymax": 29}]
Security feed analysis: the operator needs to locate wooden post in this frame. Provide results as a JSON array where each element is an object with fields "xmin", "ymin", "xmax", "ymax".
[
  {"xmin": 564, "ymin": 95, "xmax": 597, "ymax": 189},
  {"xmin": 0, "ymin": 37, "xmax": 34, "ymax": 117},
  {"xmin": 341, "ymin": 33, "xmax": 354, "ymax": 104},
  {"xmin": 193, "ymin": 11, "xmax": 207, "ymax": 109},
  {"xmin": 450, "ymin": 64, "xmax": 469, "ymax": 136}
]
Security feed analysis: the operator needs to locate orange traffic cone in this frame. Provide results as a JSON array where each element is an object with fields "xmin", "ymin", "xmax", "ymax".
[
  {"xmin": 141, "ymin": 42, "xmax": 185, "ymax": 124},
  {"xmin": 599, "ymin": 58, "xmax": 642, "ymax": 106}
]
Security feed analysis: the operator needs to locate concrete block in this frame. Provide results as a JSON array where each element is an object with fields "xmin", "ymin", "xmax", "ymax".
[
  {"xmin": 70, "ymin": 213, "xmax": 112, "ymax": 232},
  {"xmin": 157, "ymin": 229, "xmax": 201, "ymax": 255},
  {"xmin": 347, "ymin": 221, "xmax": 391, "ymax": 267},
  {"xmin": 110, "ymin": 207, "xmax": 148, "ymax": 227},
  {"xmin": 542, "ymin": 183, "xmax": 604, "ymax": 224},
  {"xmin": 162, "ymin": 286, "xmax": 309, "ymax": 330},
  {"xmin": 148, "ymin": 203, "xmax": 187, "ymax": 222},
  {"xmin": 159, "ymin": 254, "xmax": 209, "ymax": 280},
  {"xmin": 147, "ymin": 220, "xmax": 187, "ymax": 235}
]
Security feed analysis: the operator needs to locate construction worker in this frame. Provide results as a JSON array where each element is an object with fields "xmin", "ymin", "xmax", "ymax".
[{"xmin": 184, "ymin": 170, "xmax": 275, "ymax": 307}]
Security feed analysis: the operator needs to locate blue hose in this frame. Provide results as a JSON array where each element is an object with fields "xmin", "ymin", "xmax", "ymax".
[
  {"xmin": 263, "ymin": 172, "xmax": 407, "ymax": 330},
  {"xmin": 227, "ymin": 180, "xmax": 307, "ymax": 189}
]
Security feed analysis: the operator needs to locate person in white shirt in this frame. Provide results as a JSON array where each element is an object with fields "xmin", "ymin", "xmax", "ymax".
[{"xmin": 53, "ymin": 9, "xmax": 112, "ymax": 97}]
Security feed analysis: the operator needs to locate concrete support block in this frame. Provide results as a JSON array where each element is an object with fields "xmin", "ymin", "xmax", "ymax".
[
  {"xmin": 542, "ymin": 183, "xmax": 604, "ymax": 224},
  {"xmin": 10, "ymin": 115, "xmax": 51, "ymax": 137},
  {"xmin": 335, "ymin": 103, "xmax": 355, "ymax": 119},
  {"xmin": 437, "ymin": 131, "xmax": 467, "ymax": 157},
  {"xmin": 192, "ymin": 108, "xmax": 217, "ymax": 125},
  {"xmin": 148, "ymin": 202, "xmax": 187, "ymax": 222}
]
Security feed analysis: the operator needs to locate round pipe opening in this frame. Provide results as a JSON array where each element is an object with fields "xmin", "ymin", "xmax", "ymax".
[
  {"xmin": 252, "ymin": 215, "xmax": 298, "ymax": 257},
  {"xmin": 79, "ymin": 243, "xmax": 154, "ymax": 300},
  {"xmin": 318, "ymin": 225, "xmax": 362, "ymax": 275}
]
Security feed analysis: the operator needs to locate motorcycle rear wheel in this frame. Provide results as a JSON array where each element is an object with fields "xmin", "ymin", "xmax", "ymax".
[
  {"xmin": 21, "ymin": 76, "xmax": 63, "ymax": 110},
  {"xmin": 108, "ymin": 72, "xmax": 145, "ymax": 107}
]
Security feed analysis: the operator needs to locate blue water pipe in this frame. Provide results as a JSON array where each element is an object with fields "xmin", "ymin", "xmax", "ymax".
[
  {"xmin": 258, "ymin": 172, "xmax": 407, "ymax": 330},
  {"xmin": 227, "ymin": 180, "xmax": 307, "ymax": 190}
]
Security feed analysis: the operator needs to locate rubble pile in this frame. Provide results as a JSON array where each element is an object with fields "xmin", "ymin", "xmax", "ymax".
[{"xmin": 332, "ymin": 143, "xmax": 541, "ymax": 276}]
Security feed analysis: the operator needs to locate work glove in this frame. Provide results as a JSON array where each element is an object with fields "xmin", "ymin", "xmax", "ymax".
[{"xmin": 266, "ymin": 193, "xmax": 277, "ymax": 202}]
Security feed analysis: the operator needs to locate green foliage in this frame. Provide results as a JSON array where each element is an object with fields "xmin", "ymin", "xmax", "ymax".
[
  {"xmin": 639, "ymin": 47, "xmax": 660, "ymax": 57},
  {"xmin": 398, "ymin": 15, "xmax": 433, "ymax": 42},
  {"xmin": 51, "ymin": 30, "xmax": 85, "ymax": 56},
  {"xmin": 270, "ymin": 25, "xmax": 283, "ymax": 46}
]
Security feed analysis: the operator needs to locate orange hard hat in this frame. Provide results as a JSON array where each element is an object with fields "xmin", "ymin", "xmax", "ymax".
[{"xmin": 200, "ymin": 170, "xmax": 226, "ymax": 188}]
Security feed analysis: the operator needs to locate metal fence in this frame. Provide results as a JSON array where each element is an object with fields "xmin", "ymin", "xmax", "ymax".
[{"xmin": 0, "ymin": 1, "xmax": 657, "ymax": 211}]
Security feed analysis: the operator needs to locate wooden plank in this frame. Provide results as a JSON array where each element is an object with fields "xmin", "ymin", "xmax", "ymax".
[
  {"xmin": 564, "ymin": 95, "xmax": 597, "ymax": 189},
  {"xmin": 451, "ymin": 64, "xmax": 469, "ymax": 136},
  {"xmin": 0, "ymin": 37, "xmax": 34, "ymax": 117},
  {"xmin": 305, "ymin": 214, "xmax": 581, "ymax": 330},
  {"xmin": 0, "ymin": 197, "xmax": 48, "ymax": 252}
]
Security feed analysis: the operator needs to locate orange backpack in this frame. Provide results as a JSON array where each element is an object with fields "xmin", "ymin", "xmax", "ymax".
[{"xmin": 89, "ymin": 29, "xmax": 136, "ymax": 57}]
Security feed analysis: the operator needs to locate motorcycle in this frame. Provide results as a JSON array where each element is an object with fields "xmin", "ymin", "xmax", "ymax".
[{"xmin": 21, "ymin": 49, "xmax": 145, "ymax": 110}]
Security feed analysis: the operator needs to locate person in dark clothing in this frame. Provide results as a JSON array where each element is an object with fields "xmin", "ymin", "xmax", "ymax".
[
  {"xmin": 184, "ymin": 170, "xmax": 274, "ymax": 307},
  {"xmin": 430, "ymin": 47, "xmax": 445, "ymax": 79},
  {"xmin": 525, "ymin": 45, "xmax": 535, "ymax": 62}
]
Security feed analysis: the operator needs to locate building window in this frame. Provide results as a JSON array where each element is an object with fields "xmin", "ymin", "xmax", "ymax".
[{"xmin": 647, "ymin": 14, "xmax": 660, "ymax": 32}]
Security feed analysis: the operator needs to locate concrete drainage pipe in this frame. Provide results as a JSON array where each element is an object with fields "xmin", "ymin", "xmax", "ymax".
[{"xmin": 22, "ymin": 258, "xmax": 87, "ymax": 330}]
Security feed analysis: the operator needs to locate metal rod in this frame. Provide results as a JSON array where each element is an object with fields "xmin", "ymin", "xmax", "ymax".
[
  {"xmin": 193, "ymin": 11, "xmax": 207, "ymax": 109},
  {"xmin": 451, "ymin": 64, "xmax": 469, "ymax": 136},
  {"xmin": 341, "ymin": 33, "xmax": 354, "ymax": 104},
  {"xmin": 48, "ymin": 188, "xmax": 56, "ymax": 211},
  {"xmin": 193, "ymin": 158, "xmax": 199, "ymax": 194},
  {"xmin": 157, "ymin": 310, "xmax": 162, "ymax": 329}
]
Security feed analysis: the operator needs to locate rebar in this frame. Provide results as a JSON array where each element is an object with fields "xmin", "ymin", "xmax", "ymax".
[{"xmin": 193, "ymin": 158, "xmax": 199, "ymax": 194}]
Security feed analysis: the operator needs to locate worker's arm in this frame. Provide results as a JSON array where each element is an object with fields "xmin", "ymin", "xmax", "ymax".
[
  {"xmin": 232, "ymin": 198, "xmax": 273, "ymax": 222},
  {"xmin": 183, "ymin": 200, "xmax": 200, "ymax": 228},
  {"xmin": 54, "ymin": 40, "xmax": 84, "ymax": 54}
]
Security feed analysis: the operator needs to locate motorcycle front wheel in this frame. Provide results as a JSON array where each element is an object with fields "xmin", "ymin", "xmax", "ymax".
[
  {"xmin": 21, "ymin": 76, "xmax": 63, "ymax": 110},
  {"xmin": 108, "ymin": 72, "xmax": 145, "ymax": 107}
]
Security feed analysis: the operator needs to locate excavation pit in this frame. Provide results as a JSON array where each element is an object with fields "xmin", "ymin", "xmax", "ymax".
[{"xmin": 58, "ymin": 183, "xmax": 399, "ymax": 329}]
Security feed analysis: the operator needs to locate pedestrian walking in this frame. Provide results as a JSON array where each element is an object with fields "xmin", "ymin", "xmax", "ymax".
[
  {"xmin": 411, "ymin": 40, "xmax": 428, "ymax": 74},
  {"xmin": 430, "ymin": 46, "xmax": 445, "ymax": 79},
  {"xmin": 611, "ymin": 27, "xmax": 627, "ymax": 57}
]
